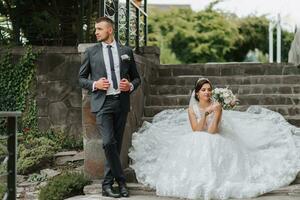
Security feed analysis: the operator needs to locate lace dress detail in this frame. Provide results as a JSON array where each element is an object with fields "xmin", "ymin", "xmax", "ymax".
[
  {"xmin": 192, "ymin": 103, "xmax": 215, "ymax": 130},
  {"xmin": 129, "ymin": 106, "xmax": 300, "ymax": 200}
]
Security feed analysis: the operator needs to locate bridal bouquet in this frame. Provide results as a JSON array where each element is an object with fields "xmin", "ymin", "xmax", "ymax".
[{"xmin": 212, "ymin": 88, "xmax": 239, "ymax": 110}]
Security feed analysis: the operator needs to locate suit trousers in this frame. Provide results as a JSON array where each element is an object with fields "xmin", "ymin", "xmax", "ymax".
[{"xmin": 95, "ymin": 96, "xmax": 127, "ymax": 188}]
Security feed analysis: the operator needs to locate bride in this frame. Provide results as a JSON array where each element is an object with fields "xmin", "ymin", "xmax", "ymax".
[{"xmin": 129, "ymin": 78, "xmax": 300, "ymax": 200}]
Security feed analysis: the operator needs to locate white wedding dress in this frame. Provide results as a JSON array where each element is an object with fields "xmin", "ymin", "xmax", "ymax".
[{"xmin": 129, "ymin": 105, "xmax": 300, "ymax": 200}]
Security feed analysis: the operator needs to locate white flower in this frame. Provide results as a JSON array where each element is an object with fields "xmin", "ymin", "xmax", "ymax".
[
  {"xmin": 212, "ymin": 87, "xmax": 238, "ymax": 110},
  {"xmin": 121, "ymin": 54, "xmax": 130, "ymax": 61}
]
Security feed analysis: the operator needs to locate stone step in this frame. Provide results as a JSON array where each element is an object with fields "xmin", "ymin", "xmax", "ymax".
[
  {"xmin": 144, "ymin": 105, "xmax": 300, "ymax": 118},
  {"xmin": 285, "ymin": 116, "xmax": 300, "ymax": 127},
  {"xmin": 83, "ymin": 182, "xmax": 300, "ymax": 197},
  {"xmin": 142, "ymin": 116, "xmax": 300, "ymax": 127},
  {"xmin": 146, "ymin": 94, "xmax": 300, "ymax": 106},
  {"xmin": 151, "ymin": 75, "xmax": 300, "ymax": 86},
  {"xmin": 149, "ymin": 84, "xmax": 300, "ymax": 96},
  {"xmin": 263, "ymin": 184, "xmax": 300, "ymax": 196},
  {"xmin": 293, "ymin": 173, "xmax": 300, "ymax": 184},
  {"xmin": 156, "ymin": 63, "xmax": 300, "ymax": 77},
  {"xmin": 84, "ymin": 182, "xmax": 155, "ymax": 196}
]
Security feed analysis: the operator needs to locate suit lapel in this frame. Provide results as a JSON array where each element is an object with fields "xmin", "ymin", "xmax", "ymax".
[
  {"xmin": 116, "ymin": 43, "xmax": 125, "ymax": 78},
  {"xmin": 95, "ymin": 43, "xmax": 107, "ymax": 78}
]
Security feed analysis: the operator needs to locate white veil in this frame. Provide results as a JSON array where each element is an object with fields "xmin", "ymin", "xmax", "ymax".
[
  {"xmin": 189, "ymin": 90, "xmax": 198, "ymax": 111},
  {"xmin": 188, "ymin": 77, "xmax": 214, "ymax": 113}
]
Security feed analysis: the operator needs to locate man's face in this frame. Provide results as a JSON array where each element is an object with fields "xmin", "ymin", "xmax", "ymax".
[{"xmin": 95, "ymin": 21, "xmax": 113, "ymax": 42}]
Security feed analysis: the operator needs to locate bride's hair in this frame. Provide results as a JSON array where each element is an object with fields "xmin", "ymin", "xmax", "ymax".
[{"xmin": 194, "ymin": 78, "xmax": 212, "ymax": 101}]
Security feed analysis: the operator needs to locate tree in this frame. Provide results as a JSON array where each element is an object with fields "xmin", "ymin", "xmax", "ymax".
[
  {"xmin": 225, "ymin": 15, "xmax": 269, "ymax": 61},
  {"xmin": 169, "ymin": 9, "xmax": 240, "ymax": 63},
  {"xmin": 0, "ymin": 0, "xmax": 96, "ymax": 45}
]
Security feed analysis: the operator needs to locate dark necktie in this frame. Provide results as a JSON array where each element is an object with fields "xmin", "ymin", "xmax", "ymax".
[{"xmin": 107, "ymin": 45, "xmax": 118, "ymax": 90}]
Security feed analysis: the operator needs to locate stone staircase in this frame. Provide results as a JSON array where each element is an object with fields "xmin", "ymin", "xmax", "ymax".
[
  {"xmin": 143, "ymin": 63, "xmax": 300, "ymax": 127},
  {"xmin": 73, "ymin": 63, "xmax": 300, "ymax": 199},
  {"xmin": 81, "ymin": 172, "xmax": 300, "ymax": 198}
]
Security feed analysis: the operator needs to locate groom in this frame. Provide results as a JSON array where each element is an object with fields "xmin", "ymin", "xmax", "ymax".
[{"xmin": 79, "ymin": 17, "xmax": 141, "ymax": 198}]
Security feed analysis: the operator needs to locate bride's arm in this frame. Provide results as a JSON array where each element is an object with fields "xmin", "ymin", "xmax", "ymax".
[
  {"xmin": 188, "ymin": 107, "xmax": 208, "ymax": 131},
  {"xmin": 207, "ymin": 104, "xmax": 222, "ymax": 134}
]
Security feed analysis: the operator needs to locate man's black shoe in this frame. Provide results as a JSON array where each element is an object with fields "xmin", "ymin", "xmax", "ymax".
[
  {"xmin": 102, "ymin": 186, "xmax": 121, "ymax": 198},
  {"xmin": 119, "ymin": 183, "xmax": 130, "ymax": 197}
]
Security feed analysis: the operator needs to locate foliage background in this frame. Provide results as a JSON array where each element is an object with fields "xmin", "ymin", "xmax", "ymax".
[
  {"xmin": 148, "ymin": 7, "xmax": 294, "ymax": 64},
  {"xmin": 0, "ymin": 1, "xmax": 294, "ymax": 63}
]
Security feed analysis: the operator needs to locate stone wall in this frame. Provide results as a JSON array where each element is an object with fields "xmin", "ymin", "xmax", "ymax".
[
  {"xmin": 36, "ymin": 47, "xmax": 82, "ymax": 136},
  {"xmin": 0, "ymin": 47, "xmax": 82, "ymax": 137}
]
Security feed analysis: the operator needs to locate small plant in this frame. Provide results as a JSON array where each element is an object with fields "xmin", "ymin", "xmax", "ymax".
[
  {"xmin": 39, "ymin": 172, "xmax": 91, "ymax": 200},
  {"xmin": 17, "ymin": 136, "xmax": 59, "ymax": 174},
  {"xmin": 43, "ymin": 130, "xmax": 83, "ymax": 151},
  {"xmin": 28, "ymin": 173, "xmax": 47, "ymax": 182},
  {"xmin": 0, "ymin": 182, "xmax": 6, "ymax": 199}
]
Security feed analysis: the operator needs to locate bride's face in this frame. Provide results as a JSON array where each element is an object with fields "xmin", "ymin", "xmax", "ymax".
[{"xmin": 198, "ymin": 83, "xmax": 212, "ymax": 102}]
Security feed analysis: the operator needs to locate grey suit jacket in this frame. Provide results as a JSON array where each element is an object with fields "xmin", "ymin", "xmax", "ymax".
[{"xmin": 79, "ymin": 43, "xmax": 141, "ymax": 113}]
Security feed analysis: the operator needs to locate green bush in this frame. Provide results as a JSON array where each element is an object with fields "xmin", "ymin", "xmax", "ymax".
[
  {"xmin": 39, "ymin": 172, "xmax": 91, "ymax": 200},
  {"xmin": 43, "ymin": 130, "xmax": 83, "ymax": 151},
  {"xmin": 17, "ymin": 136, "xmax": 59, "ymax": 174},
  {"xmin": 0, "ymin": 182, "xmax": 6, "ymax": 199}
]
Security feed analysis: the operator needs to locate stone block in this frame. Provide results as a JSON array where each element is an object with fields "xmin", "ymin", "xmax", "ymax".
[
  {"xmin": 158, "ymin": 68, "xmax": 172, "ymax": 77},
  {"xmin": 82, "ymin": 108, "xmax": 96, "ymax": 125},
  {"xmin": 205, "ymin": 66, "xmax": 220, "ymax": 76},
  {"xmin": 83, "ymin": 124, "xmax": 100, "ymax": 140},
  {"xmin": 36, "ymin": 53, "xmax": 65, "ymax": 76},
  {"xmin": 49, "ymin": 102, "xmax": 68, "ymax": 125},
  {"xmin": 68, "ymin": 123, "xmax": 83, "ymax": 137},
  {"xmin": 67, "ymin": 108, "xmax": 82, "ymax": 124},
  {"xmin": 293, "ymin": 86, "xmax": 300, "ymax": 94},
  {"xmin": 220, "ymin": 66, "xmax": 233, "ymax": 76},
  {"xmin": 38, "ymin": 117, "xmax": 51, "ymax": 132},
  {"xmin": 36, "ymin": 98, "xmax": 49, "ymax": 117},
  {"xmin": 84, "ymin": 139, "xmax": 105, "ymax": 179},
  {"xmin": 279, "ymin": 86, "xmax": 292, "ymax": 94},
  {"xmin": 68, "ymin": 91, "xmax": 82, "ymax": 108}
]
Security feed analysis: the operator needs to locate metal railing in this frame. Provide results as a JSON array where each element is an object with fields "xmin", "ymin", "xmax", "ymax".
[
  {"xmin": 1, "ymin": 0, "xmax": 147, "ymax": 48},
  {"xmin": 0, "ymin": 112, "xmax": 21, "ymax": 200},
  {"xmin": 98, "ymin": 0, "xmax": 148, "ymax": 51}
]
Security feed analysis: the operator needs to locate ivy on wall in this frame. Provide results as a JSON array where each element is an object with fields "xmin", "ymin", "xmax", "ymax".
[
  {"xmin": 0, "ymin": 46, "xmax": 39, "ymax": 134},
  {"xmin": 0, "ymin": 47, "xmax": 83, "ymax": 175}
]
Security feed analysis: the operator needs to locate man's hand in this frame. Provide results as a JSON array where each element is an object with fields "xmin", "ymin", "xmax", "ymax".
[
  {"xmin": 95, "ymin": 77, "xmax": 110, "ymax": 90},
  {"xmin": 119, "ymin": 78, "xmax": 131, "ymax": 92}
]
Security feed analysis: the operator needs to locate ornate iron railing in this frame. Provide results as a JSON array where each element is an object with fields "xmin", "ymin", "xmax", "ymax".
[
  {"xmin": 0, "ymin": 112, "xmax": 21, "ymax": 200},
  {"xmin": 99, "ymin": 0, "xmax": 148, "ymax": 51},
  {"xmin": 1, "ymin": 0, "xmax": 147, "ymax": 47}
]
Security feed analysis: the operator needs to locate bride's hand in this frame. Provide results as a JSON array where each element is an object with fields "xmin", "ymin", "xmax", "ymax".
[{"xmin": 204, "ymin": 105, "xmax": 214, "ymax": 114}]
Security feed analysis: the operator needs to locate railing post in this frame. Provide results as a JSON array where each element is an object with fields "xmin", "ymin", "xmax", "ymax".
[
  {"xmin": 99, "ymin": 0, "xmax": 105, "ymax": 17},
  {"xmin": 135, "ymin": 7, "xmax": 140, "ymax": 52},
  {"xmin": 114, "ymin": 0, "xmax": 119, "ymax": 42},
  {"xmin": 276, "ymin": 14, "xmax": 281, "ymax": 63},
  {"xmin": 13, "ymin": 0, "xmax": 21, "ymax": 45},
  {"xmin": 7, "ymin": 117, "xmax": 17, "ymax": 200},
  {"xmin": 78, "ymin": 0, "xmax": 84, "ymax": 43},
  {"xmin": 0, "ymin": 111, "xmax": 21, "ymax": 200},
  {"xmin": 269, "ymin": 22, "xmax": 274, "ymax": 63},
  {"xmin": 126, "ymin": 0, "xmax": 130, "ymax": 46},
  {"xmin": 144, "ymin": 0, "xmax": 147, "ymax": 46}
]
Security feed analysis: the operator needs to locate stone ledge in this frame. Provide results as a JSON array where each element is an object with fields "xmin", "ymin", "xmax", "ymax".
[{"xmin": 0, "ymin": 46, "xmax": 79, "ymax": 54}]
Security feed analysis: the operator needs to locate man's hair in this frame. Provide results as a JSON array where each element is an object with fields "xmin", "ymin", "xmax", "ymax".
[{"xmin": 95, "ymin": 17, "xmax": 114, "ymax": 28}]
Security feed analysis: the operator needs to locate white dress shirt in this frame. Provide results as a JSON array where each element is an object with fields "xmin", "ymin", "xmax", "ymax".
[
  {"xmin": 101, "ymin": 40, "xmax": 121, "ymax": 95},
  {"xmin": 93, "ymin": 40, "xmax": 134, "ymax": 94}
]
